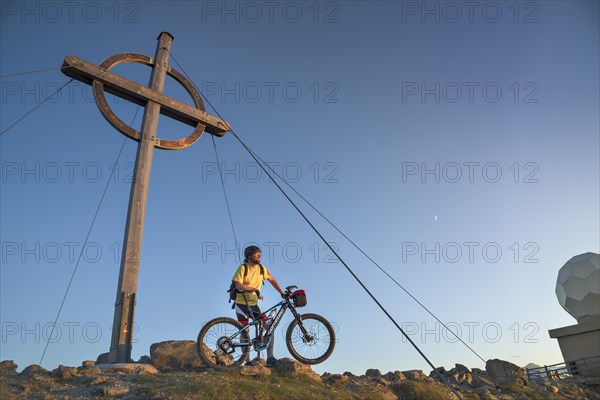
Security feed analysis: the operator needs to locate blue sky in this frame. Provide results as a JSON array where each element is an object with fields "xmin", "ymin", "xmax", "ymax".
[{"xmin": 1, "ymin": 1, "xmax": 598, "ymax": 375}]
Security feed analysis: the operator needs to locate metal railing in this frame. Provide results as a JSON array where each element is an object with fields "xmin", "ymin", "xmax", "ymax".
[{"xmin": 525, "ymin": 356, "xmax": 600, "ymax": 381}]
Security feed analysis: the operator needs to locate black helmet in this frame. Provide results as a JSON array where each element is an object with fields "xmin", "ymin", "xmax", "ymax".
[{"xmin": 244, "ymin": 245, "xmax": 261, "ymax": 260}]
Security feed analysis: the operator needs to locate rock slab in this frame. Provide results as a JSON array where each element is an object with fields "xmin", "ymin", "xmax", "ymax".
[
  {"xmin": 485, "ymin": 358, "xmax": 527, "ymax": 388},
  {"xmin": 150, "ymin": 340, "xmax": 203, "ymax": 372}
]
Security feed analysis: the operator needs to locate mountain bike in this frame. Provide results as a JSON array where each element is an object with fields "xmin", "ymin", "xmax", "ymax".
[{"xmin": 197, "ymin": 285, "xmax": 335, "ymax": 368}]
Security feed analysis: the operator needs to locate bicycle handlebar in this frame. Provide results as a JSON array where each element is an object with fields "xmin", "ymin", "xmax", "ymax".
[
  {"xmin": 285, "ymin": 285, "xmax": 298, "ymax": 293},
  {"xmin": 282, "ymin": 286, "xmax": 297, "ymax": 298}
]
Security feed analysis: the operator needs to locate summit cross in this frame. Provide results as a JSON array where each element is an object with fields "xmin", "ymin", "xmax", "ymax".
[{"xmin": 62, "ymin": 32, "xmax": 230, "ymax": 363}]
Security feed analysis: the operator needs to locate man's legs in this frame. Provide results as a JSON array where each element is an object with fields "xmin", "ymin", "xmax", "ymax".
[{"xmin": 235, "ymin": 303, "xmax": 275, "ymax": 362}]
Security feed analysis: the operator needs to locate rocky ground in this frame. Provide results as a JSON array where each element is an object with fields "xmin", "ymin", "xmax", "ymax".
[{"xmin": 1, "ymin": 341, "xmax": 599, "ymax": 399}]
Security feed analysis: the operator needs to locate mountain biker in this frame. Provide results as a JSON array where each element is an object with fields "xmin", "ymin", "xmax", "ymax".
[{"xmin": 232, "ymin": 245, "xmax": 284, "ymax": 367}]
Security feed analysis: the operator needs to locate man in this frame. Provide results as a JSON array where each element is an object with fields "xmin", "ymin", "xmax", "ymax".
[{"xmin": 232, "ymin": 245, "xmax": 284, "ymax": 367}]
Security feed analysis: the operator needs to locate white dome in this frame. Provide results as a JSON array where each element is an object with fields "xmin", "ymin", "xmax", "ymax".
[{"xmin": 555, "ymin": 252, "xmax": 600, "ymax": 322}]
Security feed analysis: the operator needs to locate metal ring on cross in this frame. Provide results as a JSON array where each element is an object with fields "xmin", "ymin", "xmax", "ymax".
[{"xmin": 92, "ymin": 52, "xmax": 206, "ymax": 150}]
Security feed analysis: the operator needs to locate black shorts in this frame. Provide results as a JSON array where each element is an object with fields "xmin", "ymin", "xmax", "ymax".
[{"xmin": 234, "ymin": 303, "xmax": 265, "ymax": 322}]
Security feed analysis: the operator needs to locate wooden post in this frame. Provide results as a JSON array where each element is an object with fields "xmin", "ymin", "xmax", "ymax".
[{"xmin": 108, "ymin": 32, "xmax": 173, "ymax": 363}]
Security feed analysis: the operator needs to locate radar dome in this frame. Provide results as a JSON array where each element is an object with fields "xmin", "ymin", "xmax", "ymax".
[{"xmin": 555, "ymin": 252, "xmax": 600, "ymax": 322}]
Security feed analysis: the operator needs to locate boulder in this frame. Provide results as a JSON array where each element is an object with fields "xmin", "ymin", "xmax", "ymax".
[
  {"xmin": 403, "ymin": 369, "xmax": 432, "ymax": 382},
  {"xmin": 95, "ymin": 352, "xmax": 109, "ymax": 365},
  {"xmin": 82, "ymin": 360, "xmax": 95, "ymax": 367},
  {"xmin": 429, "ymin": 367, "xmax": 446, "ymax": 380},
  {"xmin": 322, "ymin": 373, "xmax": 349, "ymax": 385},
  {"xmin": 29, "ymin": 373, "xmax": 55, "ymax": 384},
  {"xmin": 51, "ymin": 365, "xmax": 78, "ymax": 379},
  {"xmin": 202, "ymin": 347, "xmax": 235, "ymax": 367},
  {"xmin": 432, "ymin": 366, "xmax": 446, "ymax": 375},
  {"xmin": 245, "ymin": 357, "xmax": 266, "ymax": 367},
  {"xmin": 471, "ymin": 369, "xmax": 495, "ymax": 389},
  {"xmin": 215, "ymin": 353, "xmax": 235, "ymax": 367},
  {"xmin": 450, "ymin": 365, "xmax": 473, "ymax": 385},
  {"xmin": 365, "ymin": 368, "xmax": 382, "ymax": 377},
  {"xmin": 455, "ymin": 363, "xmax": 470, "ymax": 373},
  {"xmin": 77, "ymin": 366, "xmax": 102, "ymax": 377},
  {"xmin": 150, "ymin": 340, "xmax": 203, "ymax": 371},
  {"xmin": 93, "ymin": 352, "xmax": 134, "ymax": 363},
  {"xmin": 138, "ymin": 355, "xmax": 152, "ymax": 364},
  {"xmin": 272, "ymin": 358, "xmax": 321, "ymax": 382},
  {"xmin": 485, "ymin": 359, "xmax": 526, "ymax": 388},
  {"xmin": 384, "ymin": 371, "xmax": 406, "ymax": 382},
  {"xmin": 19, "ymin": 364, "xmax": 49, "ymax": 377},
  {"xmin": 96, "ymin": 363, "xmax": 158, "ymax": 375},
  {"xmin": 372, "ymin": 376, "xmax": 389, "ymax": 386},
  {"xmin": 0, "ymin": 360, "xmax": 18, "ymax": 375}
]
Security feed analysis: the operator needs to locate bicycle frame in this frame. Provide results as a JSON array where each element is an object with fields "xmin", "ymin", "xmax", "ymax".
[{"xmin": 228, "ymin": 296, "xmax": 306, "ymax": 353}]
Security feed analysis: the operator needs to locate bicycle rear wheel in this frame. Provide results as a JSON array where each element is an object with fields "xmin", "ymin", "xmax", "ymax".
[
  {"xmin": 197, "ymin": 317, "xmax": 250, "ymax": 368},
  {"xmin": 286, "ymin": 313, "xmax": 335, "ymax": 364}
]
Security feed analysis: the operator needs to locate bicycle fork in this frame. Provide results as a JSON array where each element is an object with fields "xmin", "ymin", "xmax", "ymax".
[{"xmin": 290, "ymin": 307, "xmax": 314, "ymax": 342}]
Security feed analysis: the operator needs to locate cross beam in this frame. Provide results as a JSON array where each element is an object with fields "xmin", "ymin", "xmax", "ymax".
[
  {"xmin": 61, "ymin": 32, "xmax": 229, "ymax": 363},
  {"xmin": 62, "ymin": 55, "xmax": 229, "ymax": 136}
]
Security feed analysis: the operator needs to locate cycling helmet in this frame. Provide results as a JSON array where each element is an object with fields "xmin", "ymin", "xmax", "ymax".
[{"xmin": 244, "ymin": 245, "xmax": 261, "ymax": 260}]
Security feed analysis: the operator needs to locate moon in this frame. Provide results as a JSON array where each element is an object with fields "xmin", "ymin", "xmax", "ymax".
[{"xmin": 434, "ymin": 216, "xmax": 438, "ymax": 221}]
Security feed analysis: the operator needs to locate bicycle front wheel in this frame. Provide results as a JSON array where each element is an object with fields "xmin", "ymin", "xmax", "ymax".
[
  {"xmin": 197, "ymin": 317, "xmax": 250, "ymax": 368},
  {"xmin": 286, "ymin": 313, "xmax": 335, "ymax": 364}
]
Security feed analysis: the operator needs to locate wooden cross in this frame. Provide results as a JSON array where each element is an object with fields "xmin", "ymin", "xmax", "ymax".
[{"xmin": 62, "ymin": 32, "xmax": 230, "ymax": 363}]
